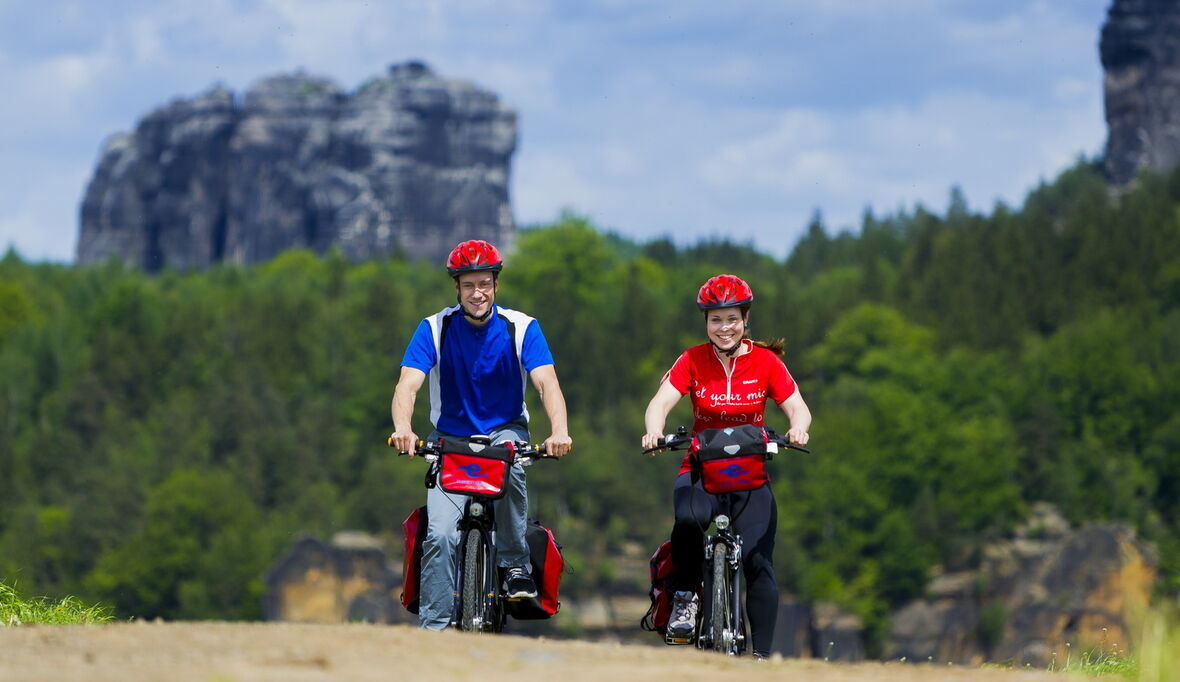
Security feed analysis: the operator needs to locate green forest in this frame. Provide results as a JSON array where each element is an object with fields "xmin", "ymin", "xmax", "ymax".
[{"xmin": 1, "ymin": 160, "xmax": 1178, "ymax": 652}]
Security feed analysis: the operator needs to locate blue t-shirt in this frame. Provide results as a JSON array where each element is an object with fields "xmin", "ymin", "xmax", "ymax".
[{"xmin": 401, "ymin": 304, "xmax": 555, "ymax": 436}]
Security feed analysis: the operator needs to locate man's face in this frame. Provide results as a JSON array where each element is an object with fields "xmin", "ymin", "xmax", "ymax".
[{"xmin": 455, "ymin": 271, "xmax": 497, "ymax": 319}]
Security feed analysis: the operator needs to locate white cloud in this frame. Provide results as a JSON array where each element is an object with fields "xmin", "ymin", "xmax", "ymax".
[
  {"xmin": 0, "ymin": 161, "xmax": 90, "ymax": 262},
  {"xmin": 514, "ymin": 150, "xmax": 604, "ymax": 224},
  {"xmin": 0, "ymin": 41, "xmax": 117, "ymax": 138},
  {"xmin": 684, "ymin": 82, "xmax": 1104, "ymax": 247}
]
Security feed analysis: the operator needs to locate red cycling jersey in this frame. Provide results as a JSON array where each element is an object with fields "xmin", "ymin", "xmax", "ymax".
[{"xmin": 665, "ymin": 340, "xmax": 797, "ymax": 474}]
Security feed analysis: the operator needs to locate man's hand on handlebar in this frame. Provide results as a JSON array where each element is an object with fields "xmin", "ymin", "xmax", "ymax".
[
  {"xmin": 389, "ymin": 429, "xmax": 419, "ymax": 455},
  {"xmin": 543, "ymin": 433, "xmax": 572, "ymax": 457}
]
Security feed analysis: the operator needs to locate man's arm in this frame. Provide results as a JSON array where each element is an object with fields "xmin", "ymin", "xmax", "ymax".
[
  {"xmin": 390, "ymin": 366, "xmax": 427, "ymax": 453},
  {"xmin": 528, "ymin": 364, "xmax": 572, "ymax": 456}
]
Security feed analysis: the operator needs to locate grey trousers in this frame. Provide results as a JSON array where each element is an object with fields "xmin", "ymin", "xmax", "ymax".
[{"xmin": 418, "ymin": 423, "xmax": 530, "ymax": 630}]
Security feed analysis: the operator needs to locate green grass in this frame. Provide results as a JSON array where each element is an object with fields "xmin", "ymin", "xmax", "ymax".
[
  {"xmin": 1132, "ymin": 610, "xmax": 1180, "ymax": 682},
  {"xmin": 0, "ymin": 582, "xmax": 112, "ymax": 625},
  {"xmin": 1042, "ymin": 615, "xmax": 1180, "ymax": 681},
  {"xmin": 1054, "ymin": 642, "xmax": 1139, "ymax": 678}
]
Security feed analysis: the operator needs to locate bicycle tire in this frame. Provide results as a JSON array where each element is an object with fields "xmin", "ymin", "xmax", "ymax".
[
  {"xmin": 710, "ymin": 541, "xmax": 730, "ymax": 653},
  {"xmin": 732, "ymin": 556, "xmax": 746, "ymax": 655},
  {"xmin": 461, "ymin": 528, "xmax": 484, "ymax": 632}
]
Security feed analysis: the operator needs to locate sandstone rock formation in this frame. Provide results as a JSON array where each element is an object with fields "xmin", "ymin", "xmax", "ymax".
[
  {"xmin": 77, "ymin": 61, "xmax": 516, "ymax": 271},
  {"xmin": 887, "ymin": 503, "xmax": 1155, "ymax": 666},
  {"xmin": 264, "ymin": 533, "xmax": 410, "ymax": 624},
  {"xmin": 1101, "ymin": 0, "xmax": 1180, "ymax": 185}
]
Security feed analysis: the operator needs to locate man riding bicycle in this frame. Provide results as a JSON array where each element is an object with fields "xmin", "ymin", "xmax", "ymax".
[{"xmin": 390, "ymin": 239, "xmax": 573, "ymax": 631}]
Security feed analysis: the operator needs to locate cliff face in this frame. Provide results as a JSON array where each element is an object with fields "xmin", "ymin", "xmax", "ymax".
[
  {"xmin": 1101, "ymin": 0, "xmax": 1180, "ymax": 185},
  {"xmin": 77, "ymin": 62, "xmax": 516, "ymax": 271},
  {"xmin": 887, "ymin": 503, "xmax": 1155, "ymax": 667},
  {"xmin": 264, "ymin": 534, "xmax": 409, "ymax": 625}
]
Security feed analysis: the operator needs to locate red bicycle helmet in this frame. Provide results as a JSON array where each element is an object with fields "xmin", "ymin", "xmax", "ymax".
[
  {"xmin": 697, "ymin": 274, "xmax": 754, "ymax": 310},
  {"xmin": 446, "ymin": 240, "xmax": 503, "ymax": 277}
]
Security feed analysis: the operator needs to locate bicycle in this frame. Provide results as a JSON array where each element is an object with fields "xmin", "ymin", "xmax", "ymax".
[
  {"xmin": 644, "ymin": 425, "xmax": 810, "ymax": 655},
  {"xmin": 390, "ymin": 434, "xmax": 553, "ymax": 633}
]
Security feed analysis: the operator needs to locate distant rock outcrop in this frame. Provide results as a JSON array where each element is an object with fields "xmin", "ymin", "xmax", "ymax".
[
  {"xmin": 264, "ymin": 533, "xmax": 409, "ymax": 624},
  {"xmin": 887, "ymin": 503, "xmax": 1155, "ymax": 666},
  {"xmin": 77, "ymin": 61, "xmax": 516, "ymax": 271},
  {"xmin": 1101, "ymin": 0, "xmax": 1180, "ymax": 185}
]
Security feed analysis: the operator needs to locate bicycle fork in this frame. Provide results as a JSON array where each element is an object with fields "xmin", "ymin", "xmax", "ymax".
[
  {"xmin": 451, "ymin": 499, "xmax": 501, "ymax": 633},
  {"xmin": 700, "ymin": 516, "xmax": 746, "ymax": 655}
]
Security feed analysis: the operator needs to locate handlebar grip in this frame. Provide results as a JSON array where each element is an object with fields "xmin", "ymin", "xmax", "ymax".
[
  {"xmin": 642, "ymin": 435, "xmax": 681, "ymax": 455},
  {"xmin": 388, "ymin": 435, "xmax": 411, "ymax": 457},
  {"xmin": 516, "ymin": 443, "xmax": 550, "ymax": 458},
  {"xmin": 389, "ymin": 435, "xmax": 428, "ymax": 456}
]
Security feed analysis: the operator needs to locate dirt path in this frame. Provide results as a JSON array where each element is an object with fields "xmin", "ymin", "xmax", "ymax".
[{"xmin": 0, "ymin": 622, "xmax": 1085, "ymax": 682}]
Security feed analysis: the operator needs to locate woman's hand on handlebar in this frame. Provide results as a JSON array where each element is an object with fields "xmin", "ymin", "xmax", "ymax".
[
  {"xmin": 641, "ymin": 432, "xmax": 665, "ymax": 454},
  {"xmin": 786, "ymin": 428, "xmax": 809, "ymax": 447},
  {"xmin": 389, "ymin": 429, "xmax": 419, "ymax": 455}
]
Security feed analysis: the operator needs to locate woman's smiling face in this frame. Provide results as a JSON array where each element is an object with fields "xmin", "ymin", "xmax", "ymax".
[{"xmin": 706, "ymin": 306, "xmax": 745, "ymax": 351}]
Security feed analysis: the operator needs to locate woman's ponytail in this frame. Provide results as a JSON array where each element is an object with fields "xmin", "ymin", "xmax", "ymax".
[{"xmin": 752, "ymin": 338, "xmax": 785, "ymax": 356}]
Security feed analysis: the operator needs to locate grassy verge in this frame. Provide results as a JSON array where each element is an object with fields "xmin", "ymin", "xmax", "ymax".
[
  {"xmin": 1044, "ymin": 611, "xmax": 1180, "ymax": 680},
  {"xmin": 1055, "ymin": 644, "xmax": 1138, "ymax": 678},
  {"xmin": 1130, "ymin": 609, "xmax": 1180, "ymax": 682},
  {"xmin": 0, "ymin": 582, "xmax": 112, "ymax": 625}
]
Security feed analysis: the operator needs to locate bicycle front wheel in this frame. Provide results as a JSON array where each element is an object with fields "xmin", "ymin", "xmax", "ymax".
[
  {"xmin": 710, "ymin": 541, "xmax": 731, "ymax": 653},
  {"xmin": 461, "ymin": 528, "xmax": 485, "ymax": 632}
]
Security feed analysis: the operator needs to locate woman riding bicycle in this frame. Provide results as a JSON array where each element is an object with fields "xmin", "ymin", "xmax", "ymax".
[{"xmin": 641, "ymin": 274, "xmax": 811, "ymax": 659}]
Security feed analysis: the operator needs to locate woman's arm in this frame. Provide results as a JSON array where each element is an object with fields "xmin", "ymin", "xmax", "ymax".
[
  {"xmin": 777, "ymin": 390, "xmax": 812, "ymax": 446},
  {"xmin": 641, "ymin": 380, "xmax": 684, "ymax": 451}
]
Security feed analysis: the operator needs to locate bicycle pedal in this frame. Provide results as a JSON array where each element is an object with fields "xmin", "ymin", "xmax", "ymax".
[{"xmin": 665, "ymin": 635, "xmax": 694, "ymax": 645}]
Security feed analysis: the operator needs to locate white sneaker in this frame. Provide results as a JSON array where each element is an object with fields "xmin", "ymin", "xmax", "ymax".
[{"xmin": 667, "ymin": 591, "xmax": 698, "ymax": 638}]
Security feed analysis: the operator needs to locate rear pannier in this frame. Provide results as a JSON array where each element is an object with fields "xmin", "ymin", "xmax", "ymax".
[
  {"xmin": 505, "ymin": 519, "xmax": 565, "ymax": 620},
  {"xmin": 400, "ymin": 505, "xmax": 428, "ymax": 613}
]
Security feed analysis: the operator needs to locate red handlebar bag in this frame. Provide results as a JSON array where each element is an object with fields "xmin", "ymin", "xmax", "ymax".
[
  {"xmin": 693, "ymin": 425, "xmax": 769, "ymax": 494},
  {"xmin": 438, "ymin": 438, "xmax": 515, "ymax": 498}
]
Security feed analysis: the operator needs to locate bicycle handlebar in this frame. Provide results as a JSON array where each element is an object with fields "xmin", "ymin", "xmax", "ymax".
[
  {"xmin": 642, "ymin": 426, "xmax": 811, "ymax": 455},
  {"xmin": 387, "ymin": 437, "xmax": 553, "ymax": 461}
]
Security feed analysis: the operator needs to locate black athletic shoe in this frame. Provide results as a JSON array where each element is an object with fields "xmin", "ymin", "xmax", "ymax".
[{"xmin": 503, "ymin": 566, "xmax": 538, "ymax": 599}]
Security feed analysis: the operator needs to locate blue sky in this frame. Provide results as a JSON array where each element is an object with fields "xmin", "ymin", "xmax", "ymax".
[{"xmin": 0, "ymin": 0, "xmax": 1112, "ymax": 262}]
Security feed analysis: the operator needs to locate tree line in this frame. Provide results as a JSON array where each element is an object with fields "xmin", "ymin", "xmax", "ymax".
[{"xmin": 0, "ymin": 160, "xmax": 1177, "ymax": 653}]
